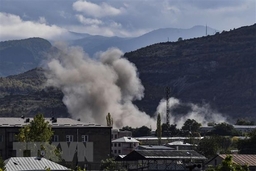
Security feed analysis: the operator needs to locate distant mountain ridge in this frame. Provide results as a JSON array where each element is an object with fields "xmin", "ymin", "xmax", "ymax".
[
  {"xmin": 71, "ymin": 25, "xmax": 217, "ymax": 56},
  {"xmin": 0, "ymin": 25, "xmax": 216, "ymax": 77}
]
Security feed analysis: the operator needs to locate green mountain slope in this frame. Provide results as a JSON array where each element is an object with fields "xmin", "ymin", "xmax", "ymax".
[
  {"xmin": 125, "ymin": 24, "xmax": 256, "ymax": 121},
  {"xmin": 0, "ymin": 24, "xmax": 255, "ymax": 122},
  {"xmin": 0, "ymin": 68, "xmax": 68, "ymax": 117},
  {"xmin": 0, "ymin": 38, "xmax": 52, "ymax": 77}
]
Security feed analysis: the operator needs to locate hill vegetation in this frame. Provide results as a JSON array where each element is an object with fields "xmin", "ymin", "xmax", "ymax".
[
  {"xmin": 0, "ymin": 37, "xmax": 52, "ymax": 77},
  {"xmin": 0, "ymin": 24, "xmax": 255, "ymax": 122},
  {"xmin": 0, "ymin": 68, "xmax": 68, "ymax": 117},
  {"xmin": 125, "ymin": 24, "xmax": 256, "ymax": 121}
]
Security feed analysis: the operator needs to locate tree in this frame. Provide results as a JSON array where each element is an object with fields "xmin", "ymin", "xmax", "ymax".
[
  {"xmin": 106, "ymin": 113, "xmax": 113, "ymax": 127},
  {"xmin": 161, "ymin": 123, "xmax": 180, "ymax": 137},
  {"xmin": 237, "ymin": 129, "xmax": 256, "ymax": 154},
  {"xmin": 156, "ymin": 113, "xmax": 162, "ymax": 145},
  {"xmin": 133, "ymin": 126, "xmax": 151, "ymax": 137},
  {"xmin": 120, "ymin": 126, "xmax": 133, "ymax": 132},
  {"xmin": 100, "ymin": 158, "xmax": 126, "ymax": 171},
  {"xmin": 182, "ymin": 119, "xmax": 201, "ymax": 135},
  {"xmin": 197, "ymin": 136, "xmax": 219, "ymax": 158},
  {"xmin": 121, "ymin": 126, "xmax": 151, "ymax": 137},
  {"xmin": 215, "ymin": 155, "xmax": 249, "ymax": 171},
  {"xmin": 178, "ymin": 37, "xmax": 183, "ymax": 41},
  {"xmin": 17, "ymin": 114, "xmax": 53, "ymax": 142},
  {"xmin": 211, "ymin": 123, "xmax": 240, "ymax": 136},
  {"xmin": 16, "ymin": 114, "xmax": 60, "ymax": 161},
  {"xmin": 197, "ymin": 136, "xmax": 232, "ymax": 159},
  {"xmin": 0, "ymin": 157, "xmax": 5, "ymax": 171},
  {"xmin": 235, "ymin": 118, "xmax": 254, "ymax": 125}
]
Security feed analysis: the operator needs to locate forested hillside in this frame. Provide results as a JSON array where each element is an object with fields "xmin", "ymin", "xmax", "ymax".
[
  {"xmin": 0, "ymin": 24, "xmax": 255, "ymax": 122},
  {"xmin": 0, "ymin": 68, "xmax": 68, "ymax": 117},
  {"xmin": 125, "ymin": 24, "xmax": 256, "ymax": 120},
  {"xmin": 0, "ymin": 38, "xmax": 52, "ymax": 76}
]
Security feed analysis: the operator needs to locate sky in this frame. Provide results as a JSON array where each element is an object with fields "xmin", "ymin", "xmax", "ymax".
[{"xmin": 0, "ymin": 0, "xmax": 255, "ymax": 41}]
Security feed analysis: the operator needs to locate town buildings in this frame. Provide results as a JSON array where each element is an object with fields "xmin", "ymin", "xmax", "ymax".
[
  {"xmin": 200, "ymin": 125, "xmax": 256, "ymax": 135},
  {"xmin": 111, "ymin": 137, "xmax": 139, "ymax": 157},
  {"xmin": 111, "ymin": 129, "xmax": 132, "ymax": 140},
  {"xmin": 0, "ymin": 117, "xmax": 111, "ymax": 170},
  {"xmin": 206, "ymin": 154, "xmax": 256, "ymax": 171},
  {"xmin": 4, "ymin": 157, "xmax": 71, "ymax": 171}
]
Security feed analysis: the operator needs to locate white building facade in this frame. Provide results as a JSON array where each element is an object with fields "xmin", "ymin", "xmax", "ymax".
[{"xmin": 111, "ymin": 137, "xmax": 139, "ymax": 157}]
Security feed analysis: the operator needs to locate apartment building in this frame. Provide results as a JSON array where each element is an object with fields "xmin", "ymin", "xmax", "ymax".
[
  {"xmin": 111, "ymin": 129, "xmax": 132, "ymax": 140},
  {"xmin": 111, "ymin": 137, "xmax": 139, "ymax": 157},
  {"xmin": 0, "ymin": 117, "xmax": 111, "ymax": 170}
]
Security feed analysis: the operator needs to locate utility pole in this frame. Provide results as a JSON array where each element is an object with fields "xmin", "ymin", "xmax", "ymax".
[
  {"xmin": 206, "ymin": 24, "xmax": 208, "ymax": 36},
  {"xmin": 166, "ymin": 87, "xmax": 170, "ymax": 139}
]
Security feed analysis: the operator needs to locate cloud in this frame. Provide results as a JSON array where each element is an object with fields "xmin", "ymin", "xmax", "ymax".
[
  {"xmin": 76, "ymin": 14, "xmax": 103, "ymax": 25},
  {"xmin": 38, "ymin": 16, "xmax": 47, "ymax": 24},
  {"xmin": 73, "ymin": 0, "xmax": 123, "ymax": 18},
  {"xmin": 0, "ymin": 12, "xmax": 70, "ymax": 41},
  {"xmin": 0, "ymin": 0, "xmax": 254, "ymax": 39}
]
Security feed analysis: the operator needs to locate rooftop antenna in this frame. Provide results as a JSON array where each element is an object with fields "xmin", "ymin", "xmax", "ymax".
[{"xmin": 166, "ymin": 87, "xmax": 170, "ymax": 126}]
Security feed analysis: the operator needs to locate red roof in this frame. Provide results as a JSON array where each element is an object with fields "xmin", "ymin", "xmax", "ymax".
[{"xmin": 219, "ymin": 154, "xmax": 256, "ymax": 166}]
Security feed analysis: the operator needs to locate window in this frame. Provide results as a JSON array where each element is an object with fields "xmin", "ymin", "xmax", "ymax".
[
  {"xmin": 118, "ymin": 143, "xmax": 121, "ymax": 147},
  {"xmin": 114, "ymin": 143, "xmax": 117, "ymax": 147},
  {"xmin": 66, "ymin": 135, "xmax": 73, "ymax": 142},
  {"xmin": 118, "ymin": 150, "xmax": 121, "ymax": 154},
  {"xmin": 82, "ymin": 135, "xmax": 88, "ymax": 142},
  {"xmin": 53, "ymin": 135, "xmax": 59, "ymax": 142},
  {"xmin": 114, "ymin": 150, "xmax": 117, "ymax": 154}
]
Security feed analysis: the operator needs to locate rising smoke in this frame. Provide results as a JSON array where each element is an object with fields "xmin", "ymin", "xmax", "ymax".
[
  {"xmin": 156, "ymin": 97, "xmax": 228, "ymax": 128},
  {"xmin": 45, "ymin": 43, "xmax": 155, "ymax": 128},
  {"xmin": 45, "ymin": 43, "xmax": 227, "ymax": 129}
]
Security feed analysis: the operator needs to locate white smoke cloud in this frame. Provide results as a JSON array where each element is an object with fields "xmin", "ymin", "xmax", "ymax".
[
  {"xmin": 45, "ymin": 43, "xmax": 155, "ymax": 128},
  {"xmin": 45, "ymin": 43, "xmax": 228, "ymax": 129},
  {"xmin": 155, "ymin": 97, "xmax": 228, "ymax": 128}
]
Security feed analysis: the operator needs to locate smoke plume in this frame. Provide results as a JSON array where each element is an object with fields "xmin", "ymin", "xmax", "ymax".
[
  {"xmin": 45, "ymin": 43, "xmax": 228, "ymax": 129},
  {"xmin": 45, "ymin": 43, "xmax": 155, "ymax": 128},
  {"xmin": 156, "ymin": 97, "xmax": 228, "ymax": 128}
]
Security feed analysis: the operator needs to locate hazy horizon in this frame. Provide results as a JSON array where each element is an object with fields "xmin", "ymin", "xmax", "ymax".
[{"xmin": 0, "ymin": 0, "xmax": 255, "ymax": 41}]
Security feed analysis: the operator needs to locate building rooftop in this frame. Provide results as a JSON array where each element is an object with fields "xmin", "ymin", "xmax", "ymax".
[
  {"xmin": 135, "ymin": 136, "xmax": 203, "ymax": 140},
  {"xmin": 200, "ymin": 125, "xmax": 256, "ymax": 129},
  {"xmin": 0, "ymin": 117, "xmax": 106, "ymax": 128},
  {"xmin": 119, "ymin": 150, "xmax": 207, "ymax": 161},
  {"xmin": 112, "ymin": 137, "xmax": 139, "ymax": 143},
  {"xmin": 219, "ymin": 154, "xmax": 256, "ymax": 166},
  {"xmin": 167, "ymin": 141, "xmax": 195, "ymax": 146},
  {"xmin": 136, "ymin": 145, "xmax": 174, "ymax": 150},
  {"xmin": 4, "ymin": 157, "xmax": 71, "ymax": 171}
]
